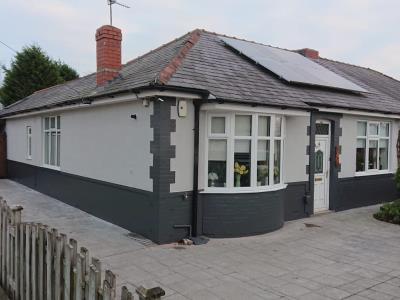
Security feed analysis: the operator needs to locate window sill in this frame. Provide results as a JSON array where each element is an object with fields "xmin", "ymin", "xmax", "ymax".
[
  {"xmin": 355, "ymin": 170, "xmax": 393, "ymax": 177},
  {"xmin": 42, "ymin": 164, "xmax": 61, "ymax": 171},
  {"xmin": 26, "ymin": 157, "xmax": 32, "ymax": 160},
  {"xmin": 201, "ymin": 184, "xmax": 287, "ymax": 194}
]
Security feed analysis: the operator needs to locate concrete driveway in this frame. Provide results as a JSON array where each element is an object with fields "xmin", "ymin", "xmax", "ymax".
[{"xmin": 1, "ymin": 179, "xmax": 400, "ymax": 300}]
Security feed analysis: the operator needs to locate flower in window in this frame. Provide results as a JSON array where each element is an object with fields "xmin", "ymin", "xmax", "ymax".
[
  {"xmin": 208, "ymin": 172, "xmax": 219, "ymax": 187},
  {"xmin": 234, "ymin": 162, "xmax": 249, "ymax": 175}
]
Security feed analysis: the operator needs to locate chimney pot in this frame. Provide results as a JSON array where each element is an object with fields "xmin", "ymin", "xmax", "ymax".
[
  {"xmin": 297, "ymin": 48, "xmax": 319, "ymax": 59},
  {"xmin": 96, "ymin": 25, "xmax": 122, "ymax": 86}
]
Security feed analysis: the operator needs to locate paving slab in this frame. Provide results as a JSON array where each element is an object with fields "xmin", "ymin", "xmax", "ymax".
[{"xmin": 1, "ymin": 179, "xmax": 400, "ymax": 300}]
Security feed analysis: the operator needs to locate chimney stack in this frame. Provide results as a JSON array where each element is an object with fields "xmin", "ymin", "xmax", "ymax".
[
  {"xmin": 297, "ymin": 48, "xmax": 319, "ymax": 59},
  {"xmin": 96, "ymin": 25, "xmax": 122, "ymax": 86}
]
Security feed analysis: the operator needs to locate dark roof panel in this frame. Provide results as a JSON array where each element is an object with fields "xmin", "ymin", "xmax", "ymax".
[{"xmin": 1, "ymin": 29, "xmax": 400, "ymax": 117}]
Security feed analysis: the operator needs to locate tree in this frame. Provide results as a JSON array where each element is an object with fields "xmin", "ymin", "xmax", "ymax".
[{"xmin": 0, "ymin": 45, "xmax": 79, "ymax": 107}]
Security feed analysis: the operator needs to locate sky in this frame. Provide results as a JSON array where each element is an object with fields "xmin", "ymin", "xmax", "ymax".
[{"xmin": 1, "ymin": 0, "xmax": 400, "ymax": 83}]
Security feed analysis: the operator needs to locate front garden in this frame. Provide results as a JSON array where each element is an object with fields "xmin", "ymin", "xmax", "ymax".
[{"xmin": 374, "ymin": 200, "xmax": 400, "ymax": 225}]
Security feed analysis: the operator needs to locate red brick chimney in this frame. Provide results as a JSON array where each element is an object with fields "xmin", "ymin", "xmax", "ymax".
[
  {"xmin": 297, "ymin": 48, "xmax": 319, "ymax": 59},
  {"xmin": 96, "ymin": 25, "xmax": 122, "ymax": 86}
]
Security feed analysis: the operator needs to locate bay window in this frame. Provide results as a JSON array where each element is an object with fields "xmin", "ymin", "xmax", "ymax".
[
  {"xmin": 356, "ymin": 121, "xmax": 390, "ymax": 174},
  {"xmin": 207, "ymin": 113, "xmax": 284, "ymax": 191},
  {"xmin": 43, "ymin": 116, "xmax": 61, "ymax": 168}
]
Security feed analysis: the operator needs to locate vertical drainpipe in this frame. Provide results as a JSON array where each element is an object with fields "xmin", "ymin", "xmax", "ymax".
[{"xmin": 192, "ymin": 99, "xmax": 202, "ymax": 237}]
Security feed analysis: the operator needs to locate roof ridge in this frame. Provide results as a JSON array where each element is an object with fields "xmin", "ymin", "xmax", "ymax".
[
  {"xmin": 201, "ymin": 29, "xmax": 296, "ymax": 53},
  {"xmin": 318, "ymin": 57, "xmax": 400, "ymax": 83},
  {"xmin": 122, "ymin": 30, "xmax": 194, "ymax": 68},
  {"xmin": 155, "ymin": 29, "xmax": 202, "ymax": 85}
]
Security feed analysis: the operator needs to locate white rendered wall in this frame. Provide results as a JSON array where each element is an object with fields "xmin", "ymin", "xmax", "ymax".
[
  {"xmin": 339, "ymin": 114, "xmax": 399, "ymax": 178},
  {"xmin": 170, "ymin": 100, "xmax": 195, "ymax": 193},
  {"xmin": 7, "ymin": 115, "xmax": 42, "ymax": 166},
  {"xmin": 284, "ymin": 116, "xmax": 309, "ymax": 183},
  {"xmin": 6, "ymin": 100, "xmax": 154, "ymax": 191}
]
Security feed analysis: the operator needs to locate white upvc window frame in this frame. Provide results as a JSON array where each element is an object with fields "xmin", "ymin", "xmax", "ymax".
[
  {"xmin": 26, "ymin": 126, "xmax": 32, "ymax": 160},
  {"xmin": 355, "ymin": 120, "xmax": 391, "ymax": 176},
  {"xmin": 43, "ymin": 116, "xmax": 61, "ymax": 170},
  {"xmin": 204, "ymin": 112, "xmax": 286, "ymax": 193}
]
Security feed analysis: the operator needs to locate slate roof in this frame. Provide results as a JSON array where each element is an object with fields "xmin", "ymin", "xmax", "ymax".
[{"xmin": 1, "ymin": 29, "xmax": 400, "ymax": 117}]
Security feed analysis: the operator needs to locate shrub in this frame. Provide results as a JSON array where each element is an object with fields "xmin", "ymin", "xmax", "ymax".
[{"xmin": 374, "ymin": 200, "xmax": 400, "ymax": 225}]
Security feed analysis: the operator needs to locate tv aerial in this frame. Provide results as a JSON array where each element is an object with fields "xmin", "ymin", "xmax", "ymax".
[{"xmin": 107, "ymin": 0, "xmax": 130, "ymax": 26}]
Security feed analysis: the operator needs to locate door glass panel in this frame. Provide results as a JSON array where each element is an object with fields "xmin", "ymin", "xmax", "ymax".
[
  {"xmin": 316, "ymin": 124, "xmax": 329, "ymax": 135},
  {"xmin": 356, "ymin": 139, "xmax": 366, "ymax": 172},
  {"xmin": 234, "ymin": 140, "xmax": 251, "ymax": 187},
  {"xmin": 368, "ymin": 140, "xmax": 378, "ymax": 169},
  {"xmin": 208, "ymin": 140, "xmax": 227, "ymax": 187},
  {"xmin": 257, "ymin": 140, "xmax": 270, "ymax": 186},
  {"xmin": 235, "ymin": 115, "xmax": 252, "ymax": 136},
  {"xmin": 315, "ymin": 150, "xmax": 324, "ymax": 174}
]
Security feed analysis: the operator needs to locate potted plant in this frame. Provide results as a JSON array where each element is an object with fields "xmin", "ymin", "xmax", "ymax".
[
  {"xmin": 208, "ymin": 172, "xmax": 219, "ymax": 187},
  {"xmin": 257, "ymin": 164, "xmax": 268, "ymax": 186},
  {"xmin": 234, "ymin": 162, "xmax": 249, "ymax": 187}
]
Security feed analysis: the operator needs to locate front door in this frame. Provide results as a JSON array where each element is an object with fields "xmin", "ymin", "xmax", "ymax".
[{"xmin": 314, "ymin": 136, "xmax": 330, "ymax": 212}]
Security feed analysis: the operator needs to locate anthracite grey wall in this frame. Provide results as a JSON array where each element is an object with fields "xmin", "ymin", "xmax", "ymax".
[
  {"xmin": 284, "ymin": 182, "xmax": 308, "ymax": 221},
  {"xmin": 336, "ymin": 174, "xmax": 398, "ymax": 211},
  {"xmin": 150, "ymin": 98, "xmax": 193, "ymax": 243},
  {"xmin": 7, "ymin": 159, "xmax": 158, "ymax": 240},
  {"xmin": 200, "ymin": 189, "xmax": 284, "ymax": 237}
]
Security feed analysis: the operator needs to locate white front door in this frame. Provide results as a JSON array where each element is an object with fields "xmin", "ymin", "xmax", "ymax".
[{"xmin": 314, "ymin": 137, "xmax": 330, "ymax": 212}]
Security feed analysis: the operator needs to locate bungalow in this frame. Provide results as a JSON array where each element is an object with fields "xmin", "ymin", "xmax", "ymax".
[{"xmin": 0, "ymin": 26, "xmax": 399, "ymax": 243}]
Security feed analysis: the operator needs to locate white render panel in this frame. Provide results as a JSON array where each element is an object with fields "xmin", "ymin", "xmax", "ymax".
[
  {"xmin": 6, "ymin": 101, "xmax": 154, "ymax": 191},
  {"xmin": 6, "ymin": 115, "xmax": 42, "ymax": 166},
  {"xmin": 170, "ymin": 100, "xmax": 195, "ymax": 193},
  {"xmin": 339, "ymin": 114, "xmax": 399, "ymax": 178},
  {"xmin": 283, "ymin": 116, "xmax": 309, "ymax": 183}
]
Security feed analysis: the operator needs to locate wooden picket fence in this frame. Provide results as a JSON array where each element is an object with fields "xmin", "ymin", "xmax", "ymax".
[{"xmin": 0, "ymin": 197, "xmax": 165, "ymax": 300}]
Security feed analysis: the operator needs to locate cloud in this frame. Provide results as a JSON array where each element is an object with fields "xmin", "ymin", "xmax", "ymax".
[{"xmin": 0, "ymin": 0, "xmax": 399, "ymax": 80}]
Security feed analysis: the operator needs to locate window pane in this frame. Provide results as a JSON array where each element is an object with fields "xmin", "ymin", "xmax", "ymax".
[
  {"xmin": 208, "ymin": 140, "xmax": 227, "ymax": 187},
  {"xmin": 257, "ymin": 140, "xmax": 270, "ymax": 186},
  {"xmin": 274, "ymin": 140, "xmax": 281, "ymax": 184},
  {"xmin": 235, "ymin": 115, "xmax": 252, "ymax": 136},
  {"xmin": 258, "ymin": 116, "xmax": 270, "ymax": 137},
  {"xmin": 50, "ymin": 117, "xmax": 56, "ymax": 129},
  {"xmin": 50, "ymin": 132, "xmax": 56, "ymax": 165},
  {"xmin": 234, "ymin": 140, "xmax": 251, "ymax": 187},
  {"xmin": 45, "ymin": 132, "xmax": 50, "ymax": 164},
  {"xmin": 356, "ymin": 139, "xmax": 366, "ymax": 172},
  {"xmin": 57, "ymin": 116, "xmax": 61, "ymax": 130},
  {"xmin": 44, "ymin": 118, "xmax": 49, "ymax": 130},
  {"xmin": 211, "ymin": 117, "xmax": 225, "ymax": 134},
  {"xmin": 379, "ymin": 139, "xmax": 389, "ymax": 170},
  {"xmin": 369, "ymin": 123, "xmax": 378, "ymax": 136},
  {"xmin": 380, "ymin": 123, "xmax": 389, "ymax": 137},
  {"xmin": 274, "ymin": 116, "xmax": 282, "ymax": 137},
  {"xmin": 357, "ymin": 121, "xmax": 367, "ymax": 136},
  {"xmin": 57, "ymin": 133, "xmax": 61, "ymax": 167},
  {"xmin": 368, "ymin": 140, "xmax": 378, "ymax": 169}
]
